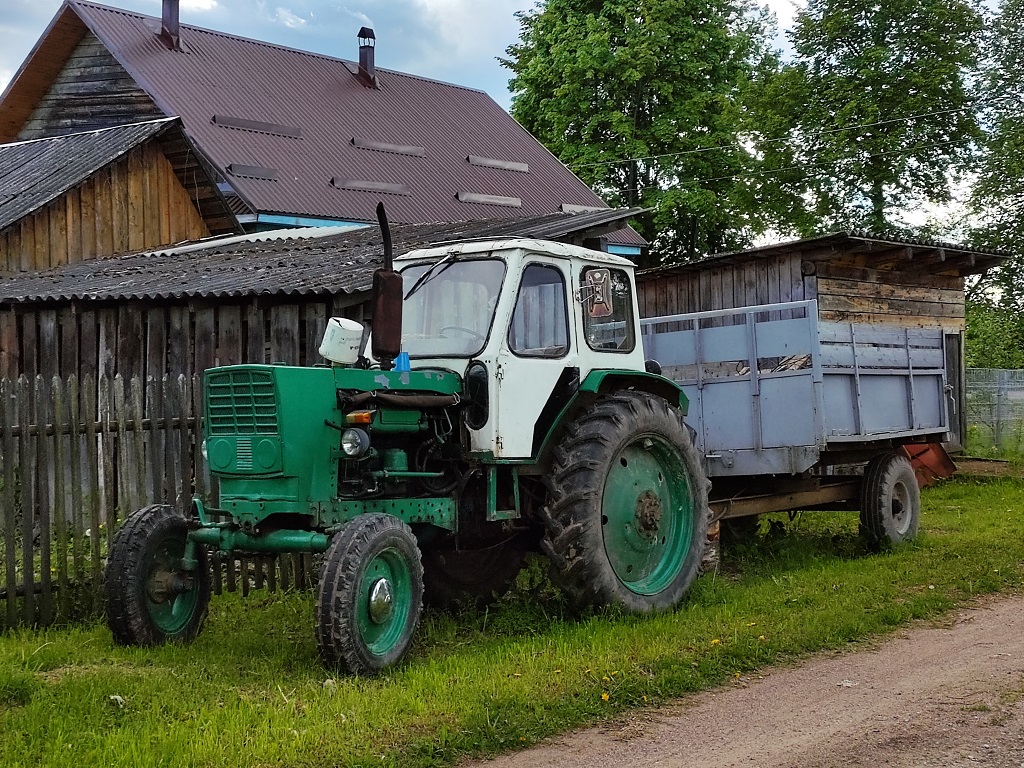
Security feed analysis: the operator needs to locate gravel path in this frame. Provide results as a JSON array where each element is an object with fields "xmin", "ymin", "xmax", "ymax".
[{"xmin": 464, "ymin": 595, "xmax": 1024, "ymax": 768}]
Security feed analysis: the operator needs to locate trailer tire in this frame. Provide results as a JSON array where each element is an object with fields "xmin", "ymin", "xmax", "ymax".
[
  {"xmin": 860, "ymin": 452, "xmax": 920, "ymax": 549},
  {"xmin": 105, "ymin": 504, "xmax": 211, "ymax": 646},
  {"xmin": 316, "ymin": 514, "xmax": 423, "ymax": 675},
  {"xmin": 422, "ymin": 545, "xmax": 525, "ymax": 610},
  {"xmin": 541, "ymin": 391, "xmax": 709, "ymax": 614}
]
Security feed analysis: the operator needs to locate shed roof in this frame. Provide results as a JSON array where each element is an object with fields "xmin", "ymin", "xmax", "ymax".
[
  {"xmin": 638, "ymin": 232, "xmax": 1008, "ymax": 279},
  {"xmin": 0, "ymin": 117, "xmax": 235, "ymax": 235},
  {"xmin": 0, "ymin": 1, "xmax": 642, "ymax": 245},
  {"xmin": 0, "ymin": 208, "xmax": 642, "ymax": 304}
]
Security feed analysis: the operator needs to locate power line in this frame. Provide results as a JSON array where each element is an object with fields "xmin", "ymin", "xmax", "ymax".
[{"xmin": 568, "ymin": 94, "xmax": 1012, "ymax": 172}]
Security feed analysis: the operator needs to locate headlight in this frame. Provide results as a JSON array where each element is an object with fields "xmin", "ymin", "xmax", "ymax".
[{"xmin": 341, "ymin": 428, "xmax": 371, "ymax": 458}]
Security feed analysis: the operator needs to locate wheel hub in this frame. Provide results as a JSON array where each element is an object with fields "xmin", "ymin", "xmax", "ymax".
[
  {"xmin": 146, "ymin": 569, "xmax": 191, "ymax": 604},
  {"xmin": 368, "ymin": 577, "xmax": 394, "ymax": 624},
  {"xmin": 635, "ymin": 491, "xmax": 663, "ymax": 537}
]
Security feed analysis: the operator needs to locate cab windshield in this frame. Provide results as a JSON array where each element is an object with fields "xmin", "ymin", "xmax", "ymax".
[{"xmin": 400, "ymin": 258, "xmax": 506, "ymax": 357}]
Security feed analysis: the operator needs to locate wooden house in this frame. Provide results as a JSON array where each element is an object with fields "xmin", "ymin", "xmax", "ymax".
[
  {"xmin": 636, "ymin": 232, "xmax": 1007, "ymax": 449},
  {"xmin": 0, "ymin": 118, "xmax": 237, "ymax": 271},
  {"xmin": 0, "ymin": 0, "xmax": 644, "ymax": 256}
]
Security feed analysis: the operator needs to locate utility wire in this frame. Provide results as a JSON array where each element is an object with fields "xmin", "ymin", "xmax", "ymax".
[{"xmin": 568, "ymin": 94, "xmax": 1012, "ymax": 171}]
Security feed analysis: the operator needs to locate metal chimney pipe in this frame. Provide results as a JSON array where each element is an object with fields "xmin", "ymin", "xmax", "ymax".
[
  {"xmin": 357, "ymin": 26, "xmax": 376, "ymax": 85},
  {"xmin": 161, "ymin": 0, "xmax": 181, "ymax": 50}
]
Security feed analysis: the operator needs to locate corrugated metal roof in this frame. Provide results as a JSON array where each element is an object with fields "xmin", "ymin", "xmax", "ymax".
[
  {"xmin": 637, "ymin": 231, "xmax": 1009, "ymax": 279},
  {"xmin": 57, "ymin": 1, "xmax": 643, "ymax": 246},
  {"xmin": 0, "ymin": 208, "xmax": 642, "ymax": 304},
  {"xmin": 0, "ymin": 119, "xmax": 171, "ymax": 230}
]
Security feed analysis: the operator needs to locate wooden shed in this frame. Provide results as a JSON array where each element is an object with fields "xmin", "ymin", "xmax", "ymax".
[
  {"xmin": 636, "ymin": 232, "xmax": 1007, "ymax": 449},
  {"xmin": 0, "ymin": 118, "xmax": 237, "ymax": 271}
]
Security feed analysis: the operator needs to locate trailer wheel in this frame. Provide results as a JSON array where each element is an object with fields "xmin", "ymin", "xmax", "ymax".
[
  {"xmin": 541, "ymin": 391, "xmax": 709, "ymax": 613},
  {"xmin": 422, "ymin": 545, "xmax": 526, "ymax": 609},
  {"xmin": 105, "ymin": 504, "xmax": 211, "ymax": 646},
  {"xmin": 860, "ymin": 452, "xmax": 920, "ymax": 549},
  {"xmin": 316, "ymin": 514, "xmax": 423, "ymax": 675}
]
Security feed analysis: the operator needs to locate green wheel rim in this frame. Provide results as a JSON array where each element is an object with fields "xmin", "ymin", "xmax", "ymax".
[
  {"xmin": 145, "ymin": 534, "xmax": 200, "ymax": 635},
  {"xmin": 356, "ymin": 547, "xmax": 414, "ymax": 657},
  {"xmin": 602, "ymin": 434, "xmax": 694, "ymax": 595}
]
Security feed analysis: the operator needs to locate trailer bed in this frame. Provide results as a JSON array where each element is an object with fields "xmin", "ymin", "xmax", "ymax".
[{"xmin": 641, "ymin": 300, "xmax": 950, "ymax": 479}]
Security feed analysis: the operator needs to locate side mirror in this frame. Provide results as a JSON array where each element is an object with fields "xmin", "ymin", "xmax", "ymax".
[{"xmin": 584, "ymin": 268, "xmax": 613, "ymax": 318}]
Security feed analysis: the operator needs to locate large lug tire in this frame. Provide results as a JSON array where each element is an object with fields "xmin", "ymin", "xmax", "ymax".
[
  {"xmin": 422, "ymin": 545, "xmax": 526, "ymax": 610},
  {"xmin": 541, "ymin": 391, "xmax": 709, "ymax": 613},
  {"xmin": 860, "ymin": 452, "xmax": 921, "ymax": 548},
  {"xmin": 104, "ymin": 504, "xmax": 211, "ymax": 646},
  {"xmin": 316, "ymin": 514, "xmax": 424, "ymax": 675}
]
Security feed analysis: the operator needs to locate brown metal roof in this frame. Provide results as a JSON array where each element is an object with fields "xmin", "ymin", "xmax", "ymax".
[
  {"xmin": 22, "ymin": 1, "xmax": 642, "ymax": 246},
  {"xmin": 0, "ymin": 208, "xmax": 642, "ymax": 304},
  {"xmin": 637, "ymin": 232, "xmax": 1008, "ymax": 279}
]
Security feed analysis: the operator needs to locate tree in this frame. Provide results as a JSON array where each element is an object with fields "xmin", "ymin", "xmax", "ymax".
[
  {"xmin": 501, "ymin": 0, "xmax": 777, "ymax": 265},
  {"xmin": 757, "ymin": 0, "xmax": 984, "ymax": 234},
  {"xmin": 970, "ymin": 0, "xmax": 1024, "ymax": 307}
]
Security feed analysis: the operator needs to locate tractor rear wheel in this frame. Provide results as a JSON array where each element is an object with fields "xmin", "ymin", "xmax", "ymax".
[
  {"xmin": 105, "ymin": 504, "xmax": 211, "ymax": 646},
  {"xmin": 316, "ymin": 514, "xmax": 424, "ymax": 675},
  {"xmin": 422, "ymin": 544, "xmax": 526, "ymax": 610},
  {"xmin": 860, "ymin": 452, "xmax": 920, "ymax": 549},
  {"xmin": 541, "ymin": 391, "xmax": 709, "ymax": 613}
]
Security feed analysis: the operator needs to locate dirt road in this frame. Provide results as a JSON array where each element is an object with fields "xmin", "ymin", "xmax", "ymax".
[{"xmin": 467, "ymin": 595, "xmax": 1024, "ymax": 768}]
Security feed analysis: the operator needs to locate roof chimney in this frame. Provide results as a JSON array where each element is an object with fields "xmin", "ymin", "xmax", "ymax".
[
  {"xmin": 160, "ymin": 0, "xmax": 181, "ymax": 50},
  {"xmin": 357, "ymin": 27, "xmax": 377, "ymax": 87}
]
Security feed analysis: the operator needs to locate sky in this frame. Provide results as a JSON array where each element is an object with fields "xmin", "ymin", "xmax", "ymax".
[{"xmin": 0, "ymin": 0, "xmax": 802, "ymax": 111}]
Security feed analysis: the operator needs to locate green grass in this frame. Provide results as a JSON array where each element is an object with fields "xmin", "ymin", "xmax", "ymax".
[{"xmin": 1, "ymin": 477, "xmax": 1023, "ymax": 767}]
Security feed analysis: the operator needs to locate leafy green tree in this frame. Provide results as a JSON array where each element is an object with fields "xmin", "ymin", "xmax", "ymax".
[
  {"xmin": 758, "ymin": 0, "xmax": 984, "ymax": 234},
  {"xmin": 965, "ymin": 299, "xmax": 1024, "ymax": 368},
  {"xmin": 501, "ymin": 0, "xmax": 777, "ymax": 265},
  {"xmin": 970, "ymin": 0, "xmax": 1024, "ymax": 307}
]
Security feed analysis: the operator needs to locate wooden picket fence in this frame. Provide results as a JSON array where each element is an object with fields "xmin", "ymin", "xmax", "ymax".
[{"xmin": 0, "ymin": 374, "xmax": 313, "ymax": 631}]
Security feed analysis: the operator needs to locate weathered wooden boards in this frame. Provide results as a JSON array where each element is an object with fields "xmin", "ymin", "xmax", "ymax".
[{"xmin": 0, "ymin": 373, "xmax": 309, "ymax": 631}]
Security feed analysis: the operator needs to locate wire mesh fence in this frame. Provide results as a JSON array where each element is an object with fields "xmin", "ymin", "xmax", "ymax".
[{"xmin": 965, "ymin": 369, "xmax": 1024, "ymax": 456}]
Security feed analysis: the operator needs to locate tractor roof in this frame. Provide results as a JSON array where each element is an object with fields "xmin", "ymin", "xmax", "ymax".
[{"xmin": 396, "ymin": 238, "xmax": 637, "ymax": 268}]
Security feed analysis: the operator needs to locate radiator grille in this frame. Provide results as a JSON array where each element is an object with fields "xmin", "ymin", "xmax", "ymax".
[{"xmin": 206, "ymin": 370, "xmax": 279, "ymax": 435}]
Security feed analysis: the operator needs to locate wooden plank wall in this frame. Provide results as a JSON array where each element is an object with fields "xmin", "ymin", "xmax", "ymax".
[
  {"xmin": 636, "ymin": 254, "xmax": 966, "ymax": 331},
  {"xmin": 637, "ymin": 254, "xmax": 808, "ymax": 318},
  {"xmin": 0, "ymin": 294, "xmax": 370, "ymax": 380},
  {"xmin": 813, "ymin": 262, "xmax": 966, "ymax": 330},
  {"xmin": 17, "ymin": 32, "xmax": 165, "ymax": 141},
  {"xmin": 0, "ymin": 142, "xmax": 210, "ymax": 271}
]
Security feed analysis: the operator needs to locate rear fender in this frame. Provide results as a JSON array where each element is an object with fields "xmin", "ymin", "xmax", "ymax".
[{"xmin": 532, "ymin": 370, "xmax": 688, "ymax": 467}]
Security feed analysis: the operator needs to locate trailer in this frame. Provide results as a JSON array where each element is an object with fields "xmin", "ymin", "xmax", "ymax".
[{"xmin": 641, "ymin": 299, "xmax": 952, "ymax": 544}]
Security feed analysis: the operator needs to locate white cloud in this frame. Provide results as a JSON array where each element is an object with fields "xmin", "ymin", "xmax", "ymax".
[
  {"xmin": 181, "ymin": 0, "xmax": 218, "ymax": 11},
  {"xmin": 274, "ymin": 7, "xmax": 307, "ymax": 28},
  {"xmin": 343, "ymin": 7, "xmax": 374, "ymax": 29}
]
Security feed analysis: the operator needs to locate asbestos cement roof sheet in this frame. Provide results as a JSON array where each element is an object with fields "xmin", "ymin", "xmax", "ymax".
[{"xmin": 0, "ymin": 208, "xmax": 643, "ymax": 304}]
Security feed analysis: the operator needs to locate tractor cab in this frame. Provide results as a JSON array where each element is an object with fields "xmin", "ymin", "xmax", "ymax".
[{"xmin": 392, "ymin": 239, "xmax": 649, "ymax": 459}]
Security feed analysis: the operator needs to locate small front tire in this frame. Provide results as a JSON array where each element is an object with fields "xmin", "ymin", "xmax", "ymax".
[
  {"xmin": 104, "ymin": 504, "xmax": 211, "ymax": 646},
  {"xmin": 316, "ymin": 514, "xmax": 424, "ymax": 675}
]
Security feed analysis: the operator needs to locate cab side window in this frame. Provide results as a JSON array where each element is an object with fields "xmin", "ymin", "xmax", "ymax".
[
  {"xmin": 508, "ymin": 264, "xmax": 569, "ymax": 357},
  {"xmin": 580, "ymin": 266, "xmax": 636, "ymax": 352}
]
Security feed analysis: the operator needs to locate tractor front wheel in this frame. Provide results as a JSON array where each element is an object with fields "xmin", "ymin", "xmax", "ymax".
[
  {"xmin": 105, "ymin": 504, "xmax": 211, "ymax": 646},
  {"xmin": 542, "ymin": 391, "xmax": 709, "ymax": 613},
  {"xmin": 316, "ymin": 514, "xmax": 424, "ymax": 675}
]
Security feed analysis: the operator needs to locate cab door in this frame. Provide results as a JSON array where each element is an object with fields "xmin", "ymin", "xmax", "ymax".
[{"xmin": 493, "ymin": 261, "xmax": 576, "ymax": 458}]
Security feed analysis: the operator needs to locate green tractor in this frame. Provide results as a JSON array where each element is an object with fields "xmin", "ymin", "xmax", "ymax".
[{"xmin": 104, "ymin": 208, "xmax": 709, "ymax": 674}]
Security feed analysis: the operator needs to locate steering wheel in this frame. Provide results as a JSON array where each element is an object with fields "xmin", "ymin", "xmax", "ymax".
[{"xmin": 439, "ymin": 325, "xmax": 485, "ymax": 343}]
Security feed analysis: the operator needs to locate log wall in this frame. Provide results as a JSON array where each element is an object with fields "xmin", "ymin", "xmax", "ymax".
[{"xmin": 17, "ymin": 32, "xmax": 164, "ymax": 141}]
